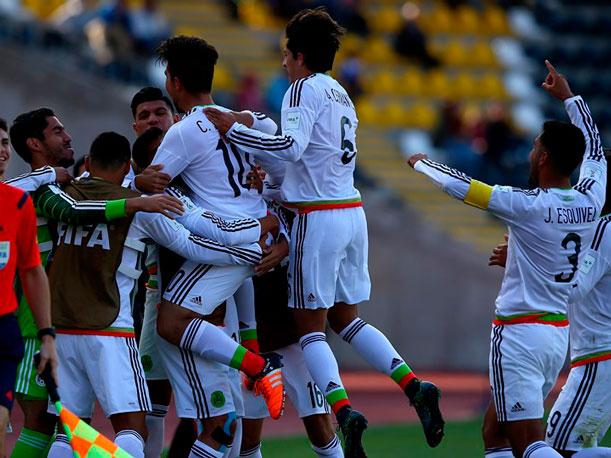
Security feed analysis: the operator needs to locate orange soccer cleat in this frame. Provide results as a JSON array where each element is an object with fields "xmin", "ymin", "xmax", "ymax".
[{"xmin": 252, "ymin": 352, "xmax": 285, "ymax": 420}]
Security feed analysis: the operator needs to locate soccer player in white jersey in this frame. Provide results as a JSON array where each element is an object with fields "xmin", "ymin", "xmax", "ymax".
[
  {"xmin": 489, "ymin": 155, "xmax": 611, "ymax": 457},
  {"xmin": 544, "ymin": 151, "xmax": 611, "ymax": 456},
  {"xmin": 408, "ymin": 61, "xmax": 606, "ymax": 458},
  {"xmin": 135, "ymin": 36, "xmax": 286, "ymax": 458},
  {"xmin": 46, "ymin": 132, "xmax": 265, "ymax": 458},
  {"xmin": 205, "ymin": 8, "xmax": 444, "ymax": 456}
]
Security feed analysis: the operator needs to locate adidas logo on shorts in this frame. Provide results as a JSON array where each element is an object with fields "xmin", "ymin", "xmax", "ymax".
[
  {"xmin": 307, "ymin": 293, "xmax": 316, "ymax": 302},
  {"xmin": 190, "ymin": 296, "xmax": 203, "ymax": 306},
  {"xmin": 325, "ymin": 381, "xmax": 341, "ymax": 393},
  {"xmin": 511, "ymin": 402, "xmax": 525, "ymax": 413}
]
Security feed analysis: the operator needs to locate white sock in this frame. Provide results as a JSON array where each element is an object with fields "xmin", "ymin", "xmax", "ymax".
[
  {"xmin": 299, "ymin": 332, "xmax": 349, "ymax": 415},
  {"xmin": 240, "ymin": 442, "xmax": 262, "ymax": 457},
  {"xmin": 574, "ymin": 448, "xmax": 611, "ymax": 457},
  {"xmin": 523, "ymin": 441, "xmax": 563, "ymax": 457},
  {"xmin": 47, "ymin": 434, "xmax": 73, "ymax": 458},
  {"xmin": 339, "ymin": 318, "xmax": 412, "ymax": 379},
  {"xmin": 190, "ymin": 439, "xmax": 224, "ymax": 458},
  {"xmin": 485, "ymin": 446, "xmax": 515, "ymax": 457},
  {"xmin": 235, "ymin": 279, "xmax": 257, "ymax": 335},
  {"xmin": 145, "ymin": 404, "xmax": 168, "ymax": 457},
  {"xmin": 312, "ymin": 435, "xmax": 344, "ymax": 457},
  {"xmin": 115, "ymin": 429, "xmax": 145, "ymax": 458},
  {"xmin": 224, "ymin": 417, "xmax": 242, "ymax": 458},
  {"xmin": 182, "ymin": 318, "xmax": 240, "ymax": 366}
]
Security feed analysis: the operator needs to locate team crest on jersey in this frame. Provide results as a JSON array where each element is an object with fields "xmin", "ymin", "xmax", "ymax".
[{"xmin": 0, "ymin": 241, "xmax": 10, "ymax": 269}]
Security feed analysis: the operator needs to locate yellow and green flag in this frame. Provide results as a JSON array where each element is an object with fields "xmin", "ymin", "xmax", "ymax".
[{"xmin": 55, "ymin": 401, "xmax": 133, "ymax": 458}]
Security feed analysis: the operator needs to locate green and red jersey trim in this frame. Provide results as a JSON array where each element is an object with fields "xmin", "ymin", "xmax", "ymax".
[
  {"xmin": 571, "ymin": 350, "xmax": 611, "ymax": 368},
  {"xmin": 284, "ymin": 197, "xmax": 362, "ymax": 214},
  {"xmin": 56, "ymin": 327, "xmax": 135, "ymax": 338},
  {"xmin": 493, "ymin": 311, "xmax": 568, "ymax": 327}
]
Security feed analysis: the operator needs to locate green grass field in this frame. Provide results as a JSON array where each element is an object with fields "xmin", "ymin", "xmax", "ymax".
[{"xmin": 260, "ymin": 419, "xmax": 611, "ymax": 457}]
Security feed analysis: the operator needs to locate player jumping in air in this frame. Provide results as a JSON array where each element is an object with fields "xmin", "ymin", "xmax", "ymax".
[{"xmin": 206, "ymin": 8, "xmax": 444, "ymax": 456}]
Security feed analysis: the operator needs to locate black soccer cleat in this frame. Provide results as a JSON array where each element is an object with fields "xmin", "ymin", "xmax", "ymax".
[
  {"xmin": 337, "ymin": 407, "xmax": 368, "ymax": 458},
  {"xmin": 406, "ymin": 380, "xmax": 445, "ymax": 447}
]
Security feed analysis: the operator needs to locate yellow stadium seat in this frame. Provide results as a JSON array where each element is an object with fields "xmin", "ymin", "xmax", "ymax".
[
  {"xmin": 409, "ymin": 103, "xmax": 438, "ymax": 130},
  {"xmin": 455, "ymin": 6, "xmax": 480, "ymax": 35},
  {"xmin": 371, "ymin": 71, "xmax": 397, "ymax": 95},
  {"xmin": 424, "ymin": 70, "xmax": 451, "ymax": 99},
  {"xmin": 356, "ymin": 99, "xmax": 378, "ymax": 125},
  {"xmin": 370, "ymin": 7, "xmax": 403, "ymax": 34},
  {"xmin": 341, "ymin": 34, "xmax": 365, "ymax": 57},
  {"xmin": 481, "ymin": 7, "xmax": 511, "ymax": 35},
  {"xmin": 361, "ymin": 37, "xmax": 396, "ymax": 64},
  {"xmin": 477, "ymin": 73, "xmax": 506, "ymax": 99},
  {"xmin": 452, "ymin": 72, "xmax": 478, "ymax": 99},
  {"xmin": 397, "ymin": 70, "xmax": 424, "ymax": 96},
  {"xmin": 420, "ymin": 6, "xmax": 452, "ymax": 34},
  {"xmin": 214, "ymin": 64, "xmax": 235, "ymax": 91},
  {"xmin": 384, "ymin": 102, "xmax": 409, "ymax": 127},
  {"xmin": 441, "ymin": 40, "xmax": 469, "ymax": 66},
  {"xmin": 468, "ymin": 41, "xmax": 497, "ymax": 67}
]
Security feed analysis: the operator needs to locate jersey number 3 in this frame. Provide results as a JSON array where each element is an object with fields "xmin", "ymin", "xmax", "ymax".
[{"xmin": 555, "ymin": 232, "xmax": 581, "ymax": 283}]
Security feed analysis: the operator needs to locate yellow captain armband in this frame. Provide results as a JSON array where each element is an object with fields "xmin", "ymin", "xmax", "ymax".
[{"xmin": 464, "ymin": 180, "xmax": 493, "ymax": 210}]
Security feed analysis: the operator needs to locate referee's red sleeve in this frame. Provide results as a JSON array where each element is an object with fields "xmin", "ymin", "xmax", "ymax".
[{"xmin": 17, "ymin": 194, "xmax": 41, "ymax": 271}]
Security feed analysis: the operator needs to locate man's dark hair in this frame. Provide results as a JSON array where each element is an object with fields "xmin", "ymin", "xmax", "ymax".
[
  {"xmin": 0, "ymin": 117, "xmax": 7, "ymax": 133},
  {"xmin": 539, "ymin": 120, "xmax": 585, "ymax": 176},
  {"xmin": 132, "ymin": 127, "xmax": 164, "ymax": 170},
  {"xmin": 286, "ymin": 8, "xmax": 345, "ymax": 73},
  {"xmin": 156, "ymin": 36, "xmax": 218, "ymax": 93},
  {"xmin": 73, "ymin": 155, "xmax": 87, "ymax": 177},
  {"xmin": 10, "ymin": 108, "xmax": 55, "ymax": 164},
  {"xmin": 89, "ymin": 132, "xmax": 131, "ymax": 170},
  {"xmin": 130, "ymin": 86, "xmax": 175, "ymax": 117}
]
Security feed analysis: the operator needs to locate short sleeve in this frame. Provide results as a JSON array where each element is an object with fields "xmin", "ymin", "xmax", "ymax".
[{"xmin": 17, "ymin": 193, "xmax": 41, "ymax": 271}]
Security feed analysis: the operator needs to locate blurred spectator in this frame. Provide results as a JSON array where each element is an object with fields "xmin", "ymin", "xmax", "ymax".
[
  {"xmin": 130, "ymin": 0, "xmax": 171, "ymax": 56},
  {"xmin": 266, "ymin": 0, "xmax": 307, "ymax": 19},
  {"xmin": 433, "ymin": 101, "xmax": 480, "ymax": 176},
  {"xmin": 338, "ymin": 51, "xmax": 363, "ymax": 100},
  {"xmin": 235, "ymin": 72, "xmax": 266, "ymax": 113},
  {"xmin": 266, "ymin": 71, "xmax": 290, "ymax": 117},
  {"xmin": 51, "ymin": 0, "xmax": 98, "ymax": 39},
  {"xmin": 97, "ymin": 0, "xmax": 135, "ymax": 60},
  {"xmin": 393, "ymin": 2, "xmax": 439, "ymax": 69},
  {"xmin": 327, "ymin": 0, "xmax": 369, "ymax": 37}
]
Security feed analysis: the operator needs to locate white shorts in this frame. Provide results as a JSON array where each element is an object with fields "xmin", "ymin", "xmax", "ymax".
[
  {"xmin": 163, "ymin": 261, "xmax": 252, "ymax": 315},
  {"xmin": 50, "ymin": 334, "xmax": 151, "ymax": 418},
  {"xmin": 489, "ymin": 323, "xmax": 568, "ymax": 422},
  {"xmin": 243, "ymin": 343, "xmax": 330, "ymax": 419},
  {"xmin": 546, "ymin": 359, "xmax": 611, "ymax": 451},
  {"xmin": 139, "ymin": 287, "xmax": 167, "ymax": 381},
  {"xmin": 288, "ymin": 207, "xmax": 371, "ymax": 310},
  {"xmin": 157, "ymin": 335, "xmax": 235, "ymax": 419}
]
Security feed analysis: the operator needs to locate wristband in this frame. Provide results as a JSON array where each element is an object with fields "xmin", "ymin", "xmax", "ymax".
[{"xmin": 37, "ymin": 327, "xmax": 56, "ymax": 340}]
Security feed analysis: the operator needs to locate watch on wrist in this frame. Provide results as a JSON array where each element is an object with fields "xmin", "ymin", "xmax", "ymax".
[{"xmin": 37, "ymin": 327, "xmax": 56, "ymax": 340}]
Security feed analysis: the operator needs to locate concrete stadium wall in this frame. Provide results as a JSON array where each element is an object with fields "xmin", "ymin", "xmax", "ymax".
[{"xmin": 1, "ymin": 44, "xmax": 503, "ymax": 372}]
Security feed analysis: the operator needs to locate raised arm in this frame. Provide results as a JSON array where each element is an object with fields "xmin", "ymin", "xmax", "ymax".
[
  {"xmin": 542, "ymin": 60, "xmax": 607, "ymax": 209},
  {"xmin": 135, "ymin": 212, "xmax": 262, "ymax": 267}
]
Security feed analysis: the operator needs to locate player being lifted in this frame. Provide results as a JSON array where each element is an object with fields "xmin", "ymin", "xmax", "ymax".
[
  {"xmin": 408, "ymin": 61, "xmax": 606, "ymax": 458},
  {"xmin": 134, "ymin": 36, "xmax": 286, "ymax": 458},
  {"xmin": 205, "ymin": 8, "xmax": 444, "ymax": 456}
]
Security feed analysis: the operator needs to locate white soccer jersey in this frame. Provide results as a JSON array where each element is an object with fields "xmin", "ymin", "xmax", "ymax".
[
  {"xmin": 60, "ymin": 212, "xmax": 263, "ymax": 330},
  {"xmin": 225, "ymin": 73, "xmax": 361, "ymax": 210},
  {"xmin": 151, "ymin": 107, "xmax": 275, "ymax": 219},
  {"xmin": 568, "ymin": 215, "xmax": 611, "ymax": 364},
  {"xmin": 415, "ymin": 96, "xmax": 606, "ymax": 319},
  {"xmin": 5, "ymin": 165, "xmax": 56, "ymax": 191}
]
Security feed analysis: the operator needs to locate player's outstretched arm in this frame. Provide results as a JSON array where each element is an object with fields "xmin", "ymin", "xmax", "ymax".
[
  {"xmin": 135, "ymin": 211, "xmax": 263, "ymax": 267},
  {"xmin": 543, "ymin": 60, "xmax": 607, "ymax": 209},
  {"xmin": 408, "ymin": 153, "xmax": 476, "ymax": 203}
]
